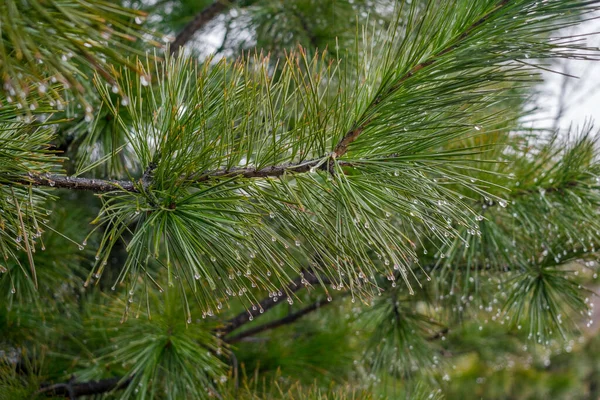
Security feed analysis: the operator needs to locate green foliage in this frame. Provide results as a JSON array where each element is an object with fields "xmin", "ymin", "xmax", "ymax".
[
  {"xmin": 2, "ymin": 0, "xmax": 600, "ymax": 399},
  {"xmin": 0, "ymin": 0, "xmax": 160, "ymax": 110},
  {"xmin": 86, "ymin": 290, "xmax": 226, "ymax": 400},
  {"xmin": 362, "ymin": 291, "xmax": 440, "ymax": 380}
]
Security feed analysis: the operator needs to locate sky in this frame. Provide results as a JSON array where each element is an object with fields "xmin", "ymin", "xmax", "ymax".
[{"xmin": 532, "ymin": 15, "xmax": 600, "ymax": 132}]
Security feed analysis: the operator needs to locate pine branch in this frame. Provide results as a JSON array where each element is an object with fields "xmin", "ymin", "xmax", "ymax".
[
  {"xmin": 225, "ymin": 296, "xmax": 337, "ymax": 344},
  {"xmin": 11, "ymin": 174, "xmax": 138, "ymax": 193},
  {"xmin": 332, "ymin": 0, "xmax": 511, "ymax": 158},
  {"xmin": 6, "ymin": 157, "xmax": 341, "ymax": 193},
  {"xmin": 221, "ymin": 270, "xmax": 327, "ymax": 335},
  {"xmin": 170, "ymin": 1, "xmax": 234, "ymax": 55},
  {"xmin": 37, "ymin": 376, "xmax": 132, "ymax": 398}
]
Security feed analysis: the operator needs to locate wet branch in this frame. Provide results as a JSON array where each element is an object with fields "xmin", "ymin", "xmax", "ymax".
[
  {"xmin": 221, "ymin": 270, "xmax": 327, "ymax": 335},
  {"xmin": 225, "ymin": 296, "xmax": 337, "ymax": 344},
  {"xmin": 9, "ymin": 157, "xmax": 342, "ymax": 193}
]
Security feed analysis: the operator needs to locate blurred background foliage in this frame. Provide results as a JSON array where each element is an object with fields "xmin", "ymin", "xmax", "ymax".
[{"xmin": 1, "ymin": 0, "xmax": 600, "ymax": 399}]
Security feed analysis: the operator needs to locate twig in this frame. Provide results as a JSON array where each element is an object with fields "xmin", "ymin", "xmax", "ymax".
[
  {"xmin": 11, "ymin": 173, "xmax": 138, "ymax": 193},
  {"xmin": 37, "ymin": 376, "xmax": 132, "ymax": 397},
  {"xmin": 170, "ymin": 1, "xmax": 233, "ymax": 56},
  {"xmin": 225, "ymin": 296, "xmax": 336, "ymax": 344},
  {"xmin": 220, "ymin": 270, "xmax": 327, "ymax": 335},
  {"xmin": 8, "ymin": 157, "xmax": 333, "ymax": 193}
]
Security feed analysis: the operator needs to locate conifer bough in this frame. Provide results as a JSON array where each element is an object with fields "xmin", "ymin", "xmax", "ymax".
[{"xmin": 2, "ymin": 0, "xmax": 600, "ymax": 398}]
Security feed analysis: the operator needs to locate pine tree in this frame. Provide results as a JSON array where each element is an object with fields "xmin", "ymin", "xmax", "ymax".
[{"xmin": 1, "ymin": 1, "xmax": 600, "ymax": 399}]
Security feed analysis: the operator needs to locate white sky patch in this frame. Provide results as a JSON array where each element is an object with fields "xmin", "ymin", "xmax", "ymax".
[{"xmin": 533, "ymin": 14, "xmax": 600, "ymax": 131}]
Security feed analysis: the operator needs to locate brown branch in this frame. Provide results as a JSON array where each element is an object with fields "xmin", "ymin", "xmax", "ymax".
[
  {"xmin": 225, "ymin": 296, "xmax": 335, "ymax": 344},
  {"xmin": 37, "ymin": 376, "xmax": 132, "ymax": 398},
  {"xmin": 220, "ymin": 270, "xmax": 326, "ymax": 335},
  {"xmin": 6, "ymin": 156, "xmax": 341, "ymax": 193},
  {"xmin": 170, "ymin": 1, "xmax": 233, "ymax": 56},
  {"xmin": 11, "ymin": 173, "xmax": 138, "ymax": 193},
  {"xmin": 332, "ymin": 0, "xmax": 511, "ymax": 158}
]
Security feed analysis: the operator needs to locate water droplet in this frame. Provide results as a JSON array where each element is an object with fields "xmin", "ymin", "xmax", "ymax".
[
  {"xmin": 194, "ymin": 273, "xmax": 200, "ymax": 280},
  {"xmin": 78, "ymin": 245, "xmax": 84, "ymax": 251},
  {"xmin": 140, "ymin": 75, "xmax": 150, "ymax": 86},
  {"xmin": 295, "ymin": 240, "xmax": 301, "ymax": 247},
  {"xmin": 474, "ymin": 125, "xmax": 481, "ymax": 131},
  {"xmin": 11, "ymin": 288, "xmax": 16, "ymax": 294},
  {"xmin": 121, "ymin": 96, "xmax": 130, "ymax": 106}
]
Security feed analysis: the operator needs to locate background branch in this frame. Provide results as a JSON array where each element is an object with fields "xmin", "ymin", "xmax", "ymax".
[
  {"xmin": 37, "ymin": 376, "xmax": 132, "ymax": 398},
  {"xmin": 170, "ymin": 1, "xmax": 234, "ymax": 55},
  {"xmin": 221, "ymin": 270, "xmax": 327, "ymax": 335},
  {"xmin": 225, "ymin": 296, "xmax": 337, "ymax": 344}
]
